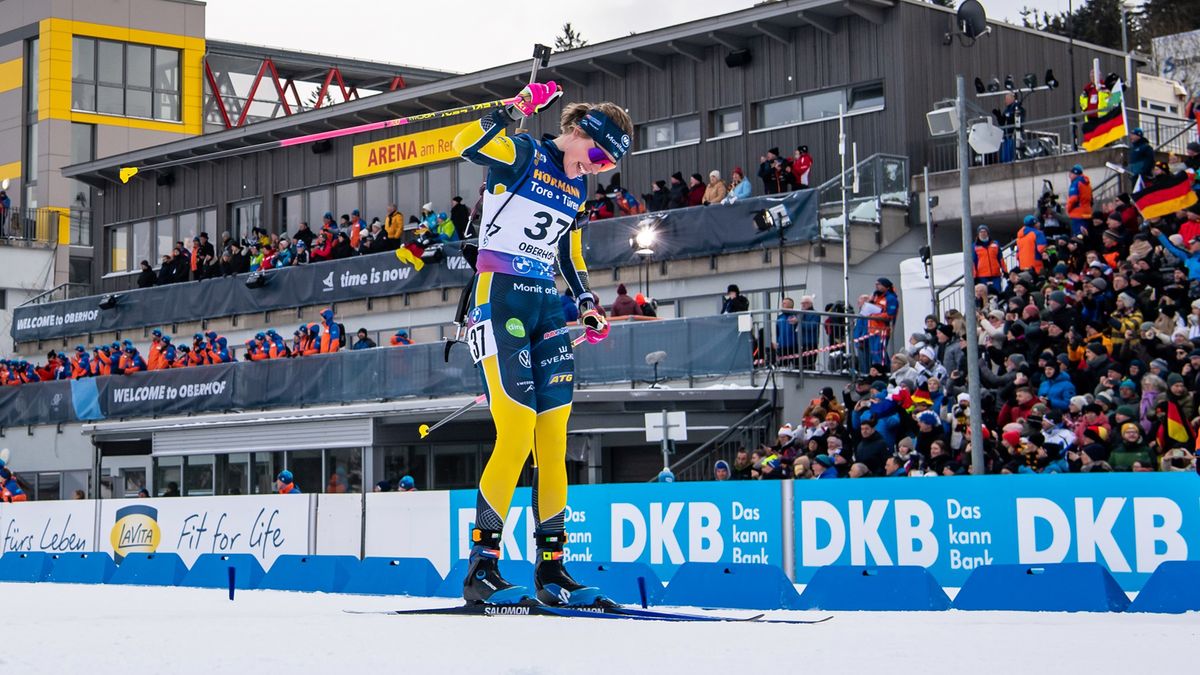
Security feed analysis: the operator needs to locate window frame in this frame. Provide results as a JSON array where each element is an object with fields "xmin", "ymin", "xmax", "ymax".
[
  {"xmin": 71, "ymin": 37, "xmax": 182, "ymax": 122},
  {"xmin": 709, "ymin": 106, "xmax": 744, "ymax": 140},
  {"xmin": 631, "ymin": 113, "xmax": 703, "ymax": 155},
  {"xmin": 751, "ymin": 81, "xmax": 886, "ymax": 135}
]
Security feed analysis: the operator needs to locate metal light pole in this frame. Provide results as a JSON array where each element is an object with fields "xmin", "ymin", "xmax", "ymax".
[
  {"xmin": 1120, "ymin": 4, "xmax": 1133, "ymax": 87},
  {"xmin": 956, "ymin": 76, "xmax": 986, "ymax": 475},
  {"xmin": 1067, "ymin": 0, "xmax": 1078, "ymax": 149},
  {"xmin": 923, "ymin": 165, "xmax": 938, "ymax": 317},
  {"xmin": 839, "ymin": 105, "xmax": 850, "ymax": 313}
]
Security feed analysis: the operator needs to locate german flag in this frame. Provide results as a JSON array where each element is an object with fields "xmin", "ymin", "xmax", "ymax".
[
  {"xmin": 1157, "ymin": 400, "xmax": 1194, "ymax": 449},
  {"xmin": 1082, "ymin": 105, "xmax": 1126, "ymax": 152},
  {"xmin": 1133, "ymin": 172, "xmax": 1198, "ymax": 220}
]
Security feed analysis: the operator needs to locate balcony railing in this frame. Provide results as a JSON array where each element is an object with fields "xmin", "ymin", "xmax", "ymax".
[{"xmin": 2, "ymin": 207, "xmax": 60, "ymax": 244}]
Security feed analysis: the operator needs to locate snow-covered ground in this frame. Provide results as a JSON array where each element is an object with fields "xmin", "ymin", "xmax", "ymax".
[{"xmin": 0, "ymin": 582, "xmax": 1194, "ymax": 674}]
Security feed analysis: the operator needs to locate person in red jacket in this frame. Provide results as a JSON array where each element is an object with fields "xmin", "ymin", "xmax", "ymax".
[
  {"xmin": 791, "ymin": 145, "xmax": 813, "ymax": 189},
  {"xmin": 686, "ymin": 173, "xmax": 705, "ymax": 206},
  {"xmin": 1066, "ymin": 165, "xmax": 1093, "ymax": 237},
  {"xmin": 998, "ymin": 386, "xmax": 1038, "ymax": 427},
  {"xmin": 609, "ymin": 283, "xmax": 643, "ymax": 317}
]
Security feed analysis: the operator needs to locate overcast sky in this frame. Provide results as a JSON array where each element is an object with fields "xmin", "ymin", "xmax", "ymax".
[{"xmin": 204, "ymin": 0, "xmax": 1076, "ymax": 74}]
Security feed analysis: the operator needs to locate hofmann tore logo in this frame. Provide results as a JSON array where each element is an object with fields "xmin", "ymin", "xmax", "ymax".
[{"xmin": 110, "ymin": 504, "xmax": 161, "ymax": 563}]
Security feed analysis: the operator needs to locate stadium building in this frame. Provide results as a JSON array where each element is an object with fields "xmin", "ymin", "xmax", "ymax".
[{"xmin": 1, "ymin": 0, "xmax": 1131, "ymax": 499}]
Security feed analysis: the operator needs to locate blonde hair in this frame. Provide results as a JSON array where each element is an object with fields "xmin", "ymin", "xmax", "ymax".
[{"xmin": 560, "ymin": 102, "xmax": 635, "ymax": 140}]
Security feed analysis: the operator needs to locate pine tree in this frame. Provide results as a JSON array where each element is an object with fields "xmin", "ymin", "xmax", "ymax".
[
  {"xmin": 1141, "ymin": 0, "xmax": 1200, "ymax": 41},
  {"xmin": 555, "ymin": 23, "xmax": 588, "ymax": 51},
  {"xmin": 1018, "ymin": 0, "xmax": 1135, "ymax": 51}
]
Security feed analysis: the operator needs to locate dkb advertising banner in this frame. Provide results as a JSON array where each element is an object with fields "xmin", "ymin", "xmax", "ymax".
[
  {"xmin": 447, "ymin": 481, "xmax": 783, "ymax": 580},
  {"xmin": 0, "ymin": 500, "xmax": 98, "ymax": 555},
  {"xmin": 97, "ymin": 495, "xmax": 315, "ymax": 567},
  {"xmin": 793, "ymin": 473, "xmax": 1200, "ymax": 591}
]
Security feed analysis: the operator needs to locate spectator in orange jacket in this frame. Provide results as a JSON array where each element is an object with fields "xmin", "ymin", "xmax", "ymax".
[
  {"xmin": 147, "ymin": 330, "xmax": 168, "ymax": 370},
  {"xmin": 70, "ymin": 345, "xmax": 91, "ymax": 379},
  {"xmin": 318, "ymin": 308, "xmax": 342, "ymax": 353},
  {"xmin": 1066, "ymin": 165, "xmax": 1093, "ymax": 237},
  {"xmin": 390, "ymin": 329, "xmax": 413, "ymax": 346}
]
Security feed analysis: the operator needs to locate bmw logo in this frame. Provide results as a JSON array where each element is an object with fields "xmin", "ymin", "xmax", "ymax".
[
  {"xmin": 512, "ymin": 257, "xmax": 533, "ymax": 274},
  {"xmin": 468, "ymin": 307, "xmax": 482, "ymax": 325},
  {"xmin": 518, "ymin": 349, "xmax": 531, "ymax": 369}
]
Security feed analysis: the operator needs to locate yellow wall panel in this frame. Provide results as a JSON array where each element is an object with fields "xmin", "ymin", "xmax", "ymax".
[{"xmin": 0, "ymin": 57, "xmax": 23, "ymax": 94}]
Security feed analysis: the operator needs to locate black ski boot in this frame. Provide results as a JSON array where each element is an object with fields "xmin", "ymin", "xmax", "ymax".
[
  {"xmin": 534, "ymin": 531, "xmax": 616, "ymax": 607},
  {"xmin": 462, "ymin": 528, "xmax": 532, "ymax": 605}
]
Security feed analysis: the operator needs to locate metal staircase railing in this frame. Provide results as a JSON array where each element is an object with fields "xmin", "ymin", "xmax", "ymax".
[{"xmin": 653, "ymin": 400, "xmax": 775, "ymax": 482}]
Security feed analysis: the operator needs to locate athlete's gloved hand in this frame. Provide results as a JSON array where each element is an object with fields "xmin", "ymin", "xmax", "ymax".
[
  {"xmin": 579, "ymin": 297, "xmax": 609, "ymax": 344},
  {"xmin": 509, "ymin": 81, "xmax": 563, "ymax": 119}
]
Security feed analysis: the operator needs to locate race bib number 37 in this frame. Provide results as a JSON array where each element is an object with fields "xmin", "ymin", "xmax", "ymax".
[{"xmin": 467, "ymin": 320, "xmax": 494, "ymax": 363}]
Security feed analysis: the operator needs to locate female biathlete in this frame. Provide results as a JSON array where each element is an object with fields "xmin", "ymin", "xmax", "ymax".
[{"xmin": 451, "ymin": 81, "xmax": 632, "ymax": 606}]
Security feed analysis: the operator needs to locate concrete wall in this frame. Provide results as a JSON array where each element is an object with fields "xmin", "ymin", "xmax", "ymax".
[{"xmin": 0, "ymin": 242, "xmax": 56, "ymax": 352}]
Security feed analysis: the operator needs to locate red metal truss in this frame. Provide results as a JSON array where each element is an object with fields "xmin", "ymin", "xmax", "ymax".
[{"xmin": 204, "ymin": 58, "xmax": 408, "ymax": 129}]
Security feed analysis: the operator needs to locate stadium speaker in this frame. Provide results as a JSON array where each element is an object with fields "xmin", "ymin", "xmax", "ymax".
[
  {"xmin": 724, "ymin": 49, "xmax": 752, "ymax": 68},
  {"xmin": 311, "ymin": 140, "xmax": 332, "ymax": 154},
  {"xmin": 155, "ymin": 171, "xmax": 175, "ymax": 187}
]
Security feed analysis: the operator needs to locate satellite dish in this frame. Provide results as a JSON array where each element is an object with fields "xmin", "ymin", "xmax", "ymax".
[
  {"xmin": 968, "ymin": 121, "xmax": 1004, "ymax": 155},
  {"xmin": 957, "ymin": 0, "xmax": 990, "ymax": 39}
]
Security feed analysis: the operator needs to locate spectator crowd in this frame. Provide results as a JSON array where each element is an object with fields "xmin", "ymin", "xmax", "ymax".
[
  {"xmin": 727, "ymin": 135, "xmax": 1200, "ymax": 479},
  {"xmin": 0, "ymin": 307, "xmax": 416, "ymax": 384},
  {"xmin": 136, "ymin": 197, "xmax": 473, "ymax": 288}
]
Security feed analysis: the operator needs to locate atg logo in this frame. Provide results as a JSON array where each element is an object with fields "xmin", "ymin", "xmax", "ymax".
[{"xmin": 110, "ymin": 504, "xmax": 161, "ymax": 563}]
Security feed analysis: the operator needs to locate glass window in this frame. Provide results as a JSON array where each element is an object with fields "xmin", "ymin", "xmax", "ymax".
[
  {"xmin": 126, "ymin": 89, "xmax": 152, "ymax": 118},
  {"xmin": 153, "ymin": 48, "xmax": 179, "ymax": 91},
  {"xmin": 381, "ymin": 446, "xmax": 428, "ymax": 490},
  {"xmin": 73, "ymin": 81, "xmax": 96, "ymax": 111},
  {"xmin": 335, "ymin": 181, "xmax": 359, "ymax": 217},
  {"xmin": 97, "ymin": 85, "xmax": 123, "ymax": 115},
  {"xmin": 72, "ymin": 37, "xmax": 94, "ymax": 80},
  {"xmin": 63, "ymin": 470, "xmax": 90, "ymax": 500},
  {"xmin": 155, "ymin": 217, "xmax": 175, "ymax": 263},
  {"xmin": 26, "ymin": 37, "xmax": 38, "ymax": 113},
  {"xmin": 325, "ymin": 448, "xmax": 363, "ymax": 494},
  {"xmin": 25, "ymin": 121, "xmax": 37, "ymax": 181},
  {"xmin": 308, "ymin": 188, "xmax": 330, "ymax": 227},
  {"xmin": 155, "ymin": 457, "xmax": 182, "ymax": 497},
  {"xmin": 714, "ymin": 108, "xmax": 742, "ymax": 136},
  {"xmin": 203, "ymin": 209, "xmax": 217, "ymax": 237},
  {"xmin": 97, "ymin": 41, "xmax": 123, "ymax": 85},
  {"xmin": 231, "ymin": 201, "xmax": 260, "ymax": 242},
  {"xmin": 425, "ymin": 165, "xmax": 452, "ymax": 211},
  {"xmin": 433, "ymin": 444, "xmax": 478, "ymax": 490},
  {"xmin": 36, "ymin": 473, "xmax": 61, "ymax": 501},
  {"xmin": 184, "ymin": 455, "xmax": 215, "ymax": 496},
  {"xmin": 251, "ymin": 452, "xmax": 280, "ymax": 495},
  {"xmin": 849, "ymin": 82, "xmax": 885, "ymax": 111},
  {"xmin": 132, "ymin": 220, "xmax": 151, "ymax": 267},
  {"xmin": 456, "ymin": 161, "xmax": 485, "ymax": 203},
  {"xmin": 70, "ymin": 123, "xmax": 94, "ymax": 164},
  {"xmin": 759, "ymin": 97, "xmax": 801, "ymax": 128},
  {"xmin": 121, "ymin": 468, "xmax": 146, "ymax": 497},
  {"xmin": 282, "ymin": 193, "xmax": 302, "ymax": 230},
  {"xmin": 155, "ymin": 92, "xmax": 180, "ymax": 122},
  {"xmin": 108, "ymin": 225, "xmax": 129, "ymax": 272},
  {"xmin": 178, "ymin": 211, "xmax": 198, "ymax": 244},
  {"xmin": 802, "ymin": 89, "xmax": 846, "ymax": 121},
  {"xmin": 675, "ymin": 116, "xmax": 700, "ymax": 143},
  {"xmin": 220, "ymin": 453, "xmax": 250, "ymax": 496},
  {"xmin": 393, "ymin": 172, "xmax": 420, "ymax": 229},
  {"xmin": 126, "ymin": 44, "xmax": 152, "ymax": 88},
  {"xmin": 287, "ymin": 449, "xmax": 323, "ymax": 495},
  {"xmin": 364, "ymin": 177, "xmax": 389, "ymax": 225},
  {"xmin": 641, "ymin": 120, "xmax": 674, "ymax": 150}
]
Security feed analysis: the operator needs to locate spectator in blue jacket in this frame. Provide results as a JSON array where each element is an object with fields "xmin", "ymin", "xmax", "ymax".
[
  {"xmin": 775, "ymin": 297, "xmax": 798, "ymax": 360},
  {"xmin": 798, "ymin": 295, "xmax": 822, "ymax": 369},
  {"xmin": 812, "ymin": 454, "xmax": 839, "ymax": 478},
  {"xmin": 1037, "ymin": 360, "xmax": 1076, "ymax": 411},
  {"xmin": 560, "ymin": 288, "xmax": 580, "ymax": 322},
  {"xmin": 351, "ymin": 328, "xmax": 377, "ymax": 350},
  {"xmin": 1126, "ymin": 128, "xmax": 1154, "ymax": 190},
  {"xmin": 1151, "ymin": 226, "xmax": 1200, "ymax": 281}
]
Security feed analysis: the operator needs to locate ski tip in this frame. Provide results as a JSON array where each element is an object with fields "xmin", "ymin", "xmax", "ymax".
[{"xmin": 418, "ymin": 424, "xmax": 430, "ymax": 438}]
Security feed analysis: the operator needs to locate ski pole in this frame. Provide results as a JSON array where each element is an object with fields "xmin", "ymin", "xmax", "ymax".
[
  {"xmin": 117, "ymin": 96, "xmax": 521, "ymax": 184},
  {"xmin": 418, "ymin": 333, "xmax": 588, "ymax": 439}
]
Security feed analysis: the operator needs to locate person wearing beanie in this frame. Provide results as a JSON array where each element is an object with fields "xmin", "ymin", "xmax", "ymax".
[
  {"xmin": 645, "ymin": 179, "xmax": 670, "ymax": 211},
  {"xmin": 713, "ymin": 460, "xmax": 732, "ymax": 481},
  {"xmin": 1015, "ymin": 214, "xmax": 1048, "ymax": 274},
  {"xmin": 1067, "ymin": 164, "xmax": 1093, "ymax": 236},
  {"xmin": 686, "ymin": 172, "xmax": 706, "ymax": 206},
  {"xmin": 1167, "ymin": 373, "xmax": 1196, "ymax": 421},
  {"xmin": 868, "ymin": 278, "xmax": 900, "ymax": 364},
  {"xmin": 914, "ymin": 410, "xmax": 947, "ymax": 458},
  {"xmin": 1110, "ymin": 422, "xmax": 1153, "ymax": 471},
  {"xmin": 812, "ymin": 454, "xmax": 839, "ymax": 479},
  {"xmin": 1127, "ymin": 126, "xmax": 1154, "ymax": 190},
  {"xmin": 667, "ymin": 171, "xmax": 688, "ymax": 209},
  {"xmin": 724, "ymin": 165, "xmax": 751, "ymax": 204},
  {"xmin": 374, "ymin": 480, "xmax": 393, "ymax": 492},
  {"xmin": 276, "ymin": 470, "xmax": 301, "ymax": 494},
  {"xmin": 610, "ymin": 283, "xmax": 642, "ymax": 317},
  {"xmin": 398, "ymin": 475, "xmax": 416, "ymax": 492},
  {"xmin": 974, "ymin": 224, "xmax": 1007, "ymax": 293},
  {"xmin": 1038, "ymin": 358, "xmax": 1076, "ymax": 411},
  {"xmin": 758, "ymin": 147, "xmax": 791, "ymax": 194},
  {"xmin": 721, "ymin": 284, "xmax": 749, "ymax": 314}
]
